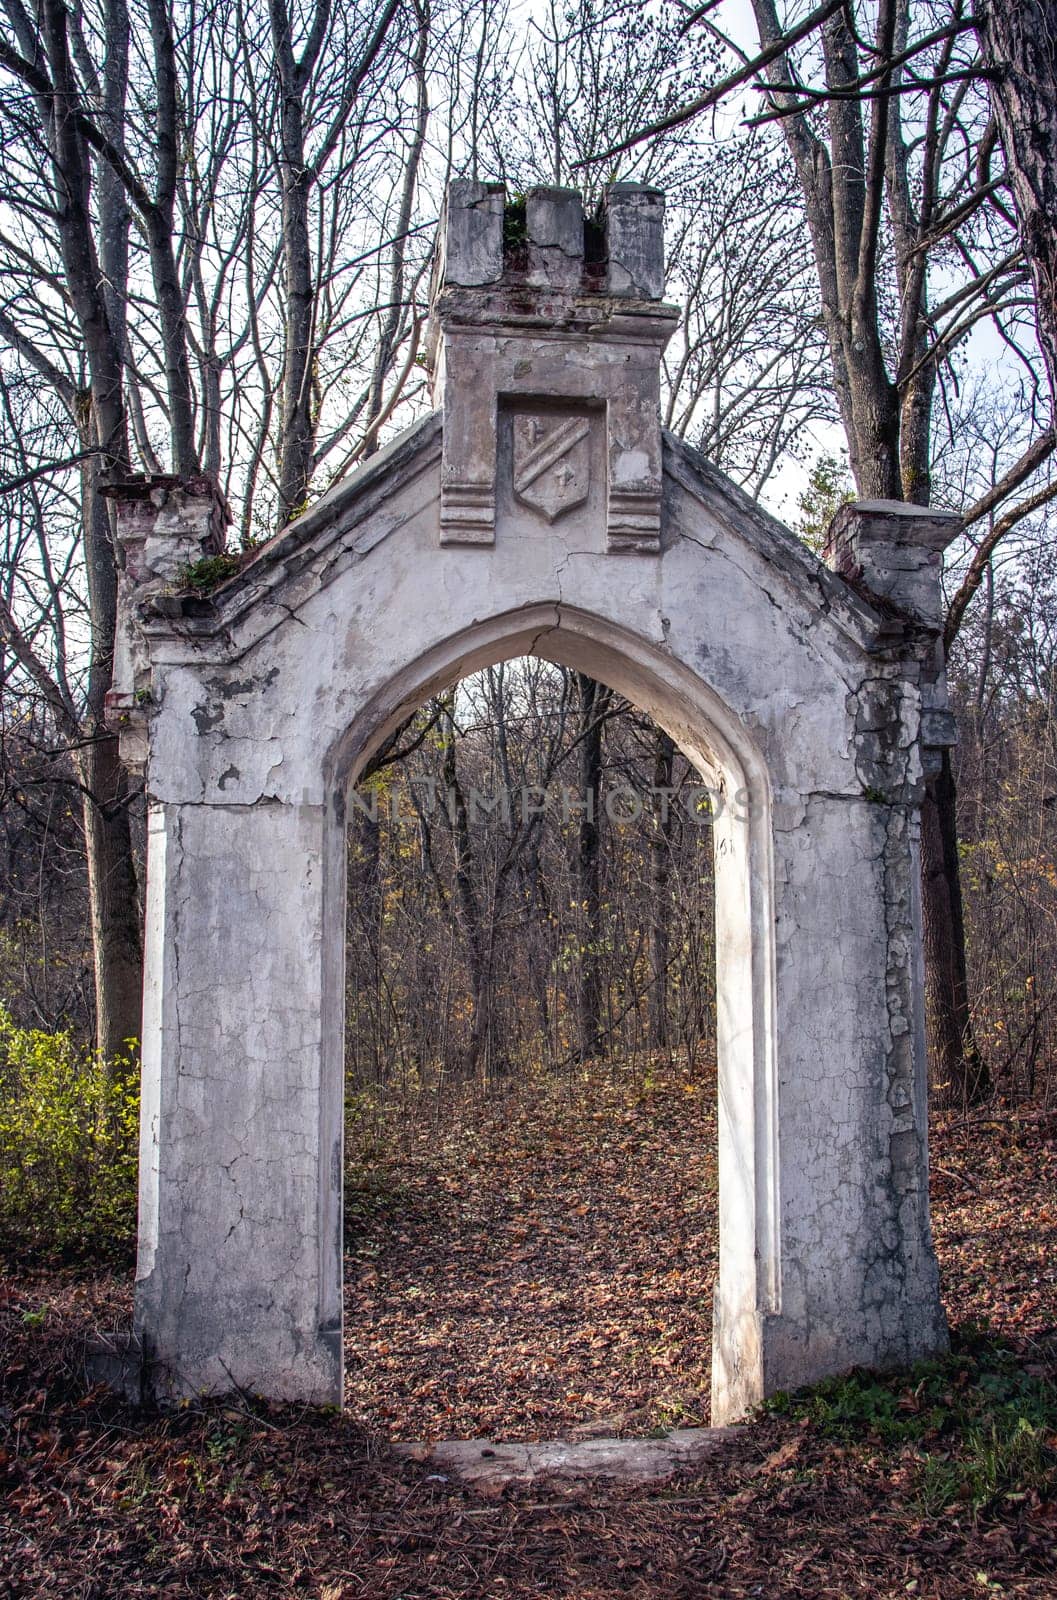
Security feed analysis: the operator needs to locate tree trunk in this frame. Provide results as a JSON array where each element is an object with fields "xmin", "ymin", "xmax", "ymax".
[
  {"xmin": 920, "ymin": 750, "xmax": 990, "ymax": 1105},
  {"xmin": 144, "ymin": 0, "xmax": 201, "ymax": 476},
  {"xmin": 80, "ymin": 430, "xmax": 143, "ymax": 1063},
  {"xmin": 347, "ymin": 796, "xmax": 382, "ymax": 1080},
  {"xmin": 78, "ymin": 732, "xmax": 142, "ymax": 1063},
  {"xmin": 523, "ymin": 831, "xmax": 552, "ymax": 1048},
  {"xmin": 977, "ymin": 0, "xmax": 1057, "ymax": 410},
  {"xmin": 441, "ymin": 700, "xmax": 493, "ymax": 1078},
  {"xmin": 648, "ymin": 727, "xmax": 675, "ymax": 1051},
  {"xmin": 269, "ymin": 0, "xmax": 317, "ymax": 523},
  {"xmin": 575, "ymin": 673, "xmax": 608, "ymax": 1062},
  {"xmin": 750, "ymin": 0, "xmax": 986, "ymax": 1106},
  {"xmin": 36, "ymin": 3, "xmax": 145, "ymax": 1058},
  {"xmin": 40, "ymin": 0, "xmax": 129, "ymax": 476}
]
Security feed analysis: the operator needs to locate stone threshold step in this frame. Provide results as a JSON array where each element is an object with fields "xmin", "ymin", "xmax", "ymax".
[{"xmin": 393, "ymin": 1426, "xmax": 732, "ymax": 1492}]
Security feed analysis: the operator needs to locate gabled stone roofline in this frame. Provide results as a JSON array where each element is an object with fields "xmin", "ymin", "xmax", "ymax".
[
  {"xmin": 113, "ymin": 414, "xmax": 906, "ymax": 671},
  {"xmin": 661, "ymin": 434, "xmax": 897, "ymax": 656},
  {"xmin": 131, "ymin": 413, "xmax": 443, "ymax": 648}
]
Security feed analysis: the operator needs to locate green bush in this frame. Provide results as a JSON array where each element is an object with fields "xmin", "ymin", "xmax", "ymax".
[{"xmin": 0, "ymin": 1006, "xmax": 139, "ymax": 1259}]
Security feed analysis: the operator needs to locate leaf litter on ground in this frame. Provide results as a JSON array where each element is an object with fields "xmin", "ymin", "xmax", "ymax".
[{"xmin": 2, "ymin": 1055, "xmax": 1057, "ymax": 1597}]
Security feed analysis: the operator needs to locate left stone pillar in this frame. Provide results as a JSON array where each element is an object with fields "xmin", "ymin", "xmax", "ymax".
[
  {"xmin": 134, "ymin": 796, "xmax": 342, "ymax": 1402},
  {"xmin": 105, "ymin": 477, "xmax": 343, "ymax": 1404}
]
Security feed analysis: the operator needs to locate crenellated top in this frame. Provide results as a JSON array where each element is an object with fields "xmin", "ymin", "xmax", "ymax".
[
  {"xmin": 435, "ymin": 179, "xmax": 666, "ymax": 300},
  {"xmin": 428, "ymin": 180, "xmax": 678, "ymax": 554}
]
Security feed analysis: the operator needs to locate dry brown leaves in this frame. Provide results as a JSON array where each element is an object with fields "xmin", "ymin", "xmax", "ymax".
[
  {"xmin": 1, "ymin": 1064, "xmax": 1055, "ymax": 1598},
  {"xmin": 344, "ymin": 1058, "xmax": 717, "ymax": 1441}
]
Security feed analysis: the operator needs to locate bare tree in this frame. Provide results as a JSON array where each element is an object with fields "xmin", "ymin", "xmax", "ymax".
[
  {"xmin": 573, "ymin": 671, "xmax": 611, "ymax": 1062},
  {"xmin": 648, "ymin": 726, "xmax": 676, "ymax": 1051},
  {"xmin": 0, "ymin": 0, "xmax": 145, "ymax": 1059},
  {"xmin": 593, "ymin": 0, "xmax": 1057, "ymax": 1101},
  {"xmin": 976, "ymin": 1, "xmax": 1057, "ymax": 411},
  {"xmin": 0, "ymin": 0, "xmax": 489, "ymax": 1052},
  {"xmin": 662, "ymin": 135, "xmax": 832, "ymax": 495},
  {"xmin": 265, "ymin": 0, "xmax": 403, "ymax": 517}
]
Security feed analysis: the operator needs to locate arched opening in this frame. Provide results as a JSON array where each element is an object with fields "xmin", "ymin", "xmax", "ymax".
[
  {"xmin": 346, "ymin": 660, "xmax": 716, "ymax": 1084},
  {"xmin": 343, "ymin": 660, "xmax": 717, "ymax": 1434},
  {"xmin": 319, "ymin": 606, "xmax": 779, "ymax": 1429}
]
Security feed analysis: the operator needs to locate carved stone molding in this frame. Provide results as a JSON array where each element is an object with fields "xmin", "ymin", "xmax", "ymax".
[{"xmin": 511, "ymin": 411, "xmax": 592, "ymax": 523}]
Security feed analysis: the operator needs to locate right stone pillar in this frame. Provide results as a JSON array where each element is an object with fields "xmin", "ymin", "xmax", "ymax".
[
  {"xmin": 762, "ymin": 493, "xmax": 961, "ymax": 1402},
  {"xmin": 713, "ymin": 498, "xmax": 957, "ymax": 1423}
]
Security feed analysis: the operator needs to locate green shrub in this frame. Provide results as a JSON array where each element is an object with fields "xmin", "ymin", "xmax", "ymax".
[{"xmin": 0, "ymin": 1006, "xmax": 139, "ymax": 1259}]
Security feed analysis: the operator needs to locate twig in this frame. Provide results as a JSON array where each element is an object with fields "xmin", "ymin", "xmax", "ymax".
[{"xmin": 932, "ymin": 1163, "xmax": 983, "ymax": 1193}]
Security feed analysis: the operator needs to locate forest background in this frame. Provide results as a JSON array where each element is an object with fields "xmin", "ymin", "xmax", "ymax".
[{"xmin": 0, "ymin": 0, "xmax": 1056, "ymax": 1242}]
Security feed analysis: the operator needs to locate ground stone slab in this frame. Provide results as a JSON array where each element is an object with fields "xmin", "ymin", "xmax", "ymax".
[{"xmin": 393, "ymin": 1426, "xmax": 732, "ymax": 1493}]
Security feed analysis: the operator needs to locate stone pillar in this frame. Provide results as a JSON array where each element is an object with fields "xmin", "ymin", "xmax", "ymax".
[
  {"xmin": 100, "ymin": 478, "xmax": 342, "ymax": 1403},
  {"xmin": 822, "ymin": 498, "xmax": 959, "ymax": 628},
  {"xmin": 134, "ymin": 796, "xmax": 342, "ymax": 1403},
  {"xmin": 780, "ymin": 497, "xmax": 960, "ymax": 1408},
  {"xmin": 526, "ymin": 186, "xmax": 583, "ymax": 291}
]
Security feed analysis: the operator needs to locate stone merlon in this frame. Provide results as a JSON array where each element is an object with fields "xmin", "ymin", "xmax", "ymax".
[
  {"xmin": 436, "ymin": 178, "xmax": 667, "ymax": 300},
  {"xmin": 102, "ymin": 476, "xmax": 233, "ymax": 766},
  {"xmin": 822, "ymin": 498, "xmax": 962, "ymax": 633},
  {"xmin": 101, "ymin": 474, "xmax": 232, "ymax": 587}
]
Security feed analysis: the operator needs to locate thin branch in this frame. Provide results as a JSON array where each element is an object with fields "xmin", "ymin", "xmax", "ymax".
[
  {"xmin": 0, "ymin": 309, "xmax": 78, "ymax": 406},
  {"xmin": 0, "ymin": 34, "xmax": 156, "ymax": 218},
  {"xmin": 946, "ymin": 470, "xmax": 1057, "ymax": 652},
  {"xmin": 0, "ymin": 585, "xmax": 79, "ymax": 741},
  {"xmin": 959, "ymin": 428, "xmax": 1057, "ymax": 536},
  {"xmin": 0, "ymin": 446, "xmax": 106, "ymax": 495},
  {"xmin": 575, "ymin": 0, "xmax": 844, "ymax": 164},
  {"xmin": 745, "ymin": 66, "xmax": 988, "ymax": 126}
]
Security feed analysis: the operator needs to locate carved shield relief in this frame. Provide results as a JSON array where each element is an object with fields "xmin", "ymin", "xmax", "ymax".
[{"xmin": 511, "ymin": 412, "xmax": 592, "ymax": 523}]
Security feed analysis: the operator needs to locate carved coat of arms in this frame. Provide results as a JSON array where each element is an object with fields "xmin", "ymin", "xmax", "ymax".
[{"xmin": 512, "ymin": 413, "xmax": 591, "ymax": 523}]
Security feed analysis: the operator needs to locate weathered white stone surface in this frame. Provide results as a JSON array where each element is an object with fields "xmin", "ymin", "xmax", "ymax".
[
  {"xmin": 110, "ymin": 182, "xmax": 954, "ymax": 1425},
  {"xmin": 393, "ymin": 1427, "xmax": 731, "ymax": 1492}
]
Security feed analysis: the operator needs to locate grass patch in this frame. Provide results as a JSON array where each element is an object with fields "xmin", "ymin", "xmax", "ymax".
[
  {"xmin": 766, "ymin": 1330, "xmax": 1057, "ymax": 1514},
  {"xmin": 178, "ymin": 551, "xmax": 242, "ymax": 593}
]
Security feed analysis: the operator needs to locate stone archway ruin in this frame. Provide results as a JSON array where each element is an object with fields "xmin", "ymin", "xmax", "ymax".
[{"xmin": 108, "ymin": 181, "xmax": 954, "ymax": 1426}]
